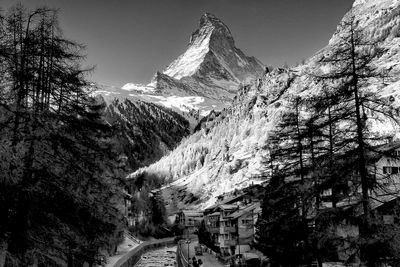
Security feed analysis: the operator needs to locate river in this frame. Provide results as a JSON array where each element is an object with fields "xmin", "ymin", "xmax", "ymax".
[{"xmin": 135, "ymin": 246, "xmax": 177, "ymax": 267}]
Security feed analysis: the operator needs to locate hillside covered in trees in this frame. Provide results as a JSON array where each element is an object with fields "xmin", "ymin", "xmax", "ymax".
[
  {"xmin": 102, "ymin": 97, "xmax": 190, "ymax": 172},
  {"xmin": 0, "ymin": 5, "xmax": 126, "ymax": 266}
]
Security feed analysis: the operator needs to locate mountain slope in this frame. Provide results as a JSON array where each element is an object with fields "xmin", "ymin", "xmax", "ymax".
[
  {"xmin": 128, "ymin": 0, "xmax": 400, "ymax": 212},
  {"xmin": 102, "ymin": 97, "xmax": 190, "ymax": 171}
]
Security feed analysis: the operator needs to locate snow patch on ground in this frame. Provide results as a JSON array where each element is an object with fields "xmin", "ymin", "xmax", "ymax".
[
  {"xmin": 121, "ymin": 83, "xmax": 155, "ymax": 93},
  {"xmin": 93, "ymin": 90, "xmax": 121, "ymax": 96},
  {"xmin": 140, "ymin": 95, "xmax": 205, "ymax": 113}
]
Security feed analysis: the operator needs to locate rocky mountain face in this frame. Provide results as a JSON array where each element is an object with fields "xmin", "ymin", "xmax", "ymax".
[
  {"xmin": 119, "ymin": 13, "xmax": 265, "ymax": 118},
  {"xmin": 128, "ymin": 0, "xmax": 400, "ymax": 212},
  {"xmin": 158, "ymin": 13, "xmax": 265, "ymax": 97}
]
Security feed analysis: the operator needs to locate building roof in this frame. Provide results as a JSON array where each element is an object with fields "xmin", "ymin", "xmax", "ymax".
[
  {"xmin": 219, "ymin": 204, "xmax": 238, "ymax": 210},
  {"xmin": 367, "ymin": 141, "xmax": 400, "ymax": 163},
  {"xmin": 321, "ymin": 181, "xmax": 400, "ymax": 217},
  {"xmin": 205, "ymin": 194, "xmax": 245, "ymax": 211},
  {"xmin": 228, "ymin": 202, "xmax": 261, "ymax": 219},
  {"xmin": 180, "ymin": 210, "xmax": 203, "ymax": 217},
  {"xmin": 316, "ymin": 141, "xmax": 400, "ymax": 216}
]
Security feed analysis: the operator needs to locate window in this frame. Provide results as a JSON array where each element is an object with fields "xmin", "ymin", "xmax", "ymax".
[
  {"xmin": 322, "ymin": 188, "xmax": 332, "ymax": 196},
  {"xmin": 383, "ymin": 166, "xmax": 389, "ymax": 174},
  {"xmin": 383, "ymin": 215, "xmax": 394, "ymax": 225},
  {"xmin": 383, "ymin": 166, "xmax": 400, "ymax": 174}
]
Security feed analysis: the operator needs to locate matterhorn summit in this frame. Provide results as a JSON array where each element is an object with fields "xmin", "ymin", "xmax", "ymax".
[
  {"xmin": 119, "ymin": 13, "xmax": 265, "ymax": 116},
  {"xmin": 163, "ymin": 13, "xmax": 264, "ymax": 84}
]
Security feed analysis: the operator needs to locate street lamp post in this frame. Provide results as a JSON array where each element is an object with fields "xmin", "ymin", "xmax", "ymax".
[{"xmin": 186, "ymin": 226, "xmax": 190, "ymax": 265}]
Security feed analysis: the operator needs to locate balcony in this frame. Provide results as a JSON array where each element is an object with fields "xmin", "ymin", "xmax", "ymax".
[
  {"xmin": 220, "ymin": 226, "xmax": 236, "ymax": 234},
  {"xmin": 219, "ymin": 239, "xmax": 237, "ymax": 247},
  {"xmin": 208, "ymin": 226, "xmax": 220, "ymax": 234}
]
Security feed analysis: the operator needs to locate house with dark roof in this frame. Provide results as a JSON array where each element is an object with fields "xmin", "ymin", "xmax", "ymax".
[
  {"xmin": 203, "ymin": 200, "xmax": 261, "ymax": 257},
  {"xmin": 177, "ymin": 209, "xmax": 204, "ymax": 234},
  {"xmin": 315, "ymin": 141, "xmax": 400, "ymax": 264}
]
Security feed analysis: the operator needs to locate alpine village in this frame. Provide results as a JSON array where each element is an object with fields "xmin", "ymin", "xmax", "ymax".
[{"xmin": 2, "ymin": 0, "xmax": 400, "ymax": 267}]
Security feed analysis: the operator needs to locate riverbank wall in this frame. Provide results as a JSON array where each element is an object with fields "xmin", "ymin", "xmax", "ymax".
[{"xmin": 112, "ymin": 237, "xmax": 176, "ymax": 267}]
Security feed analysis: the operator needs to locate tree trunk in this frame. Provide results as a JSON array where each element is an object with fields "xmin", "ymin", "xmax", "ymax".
[
  {"xmin": 350, "ymin": 24, "xmax": 370, "ymax": 222},
  {"xmin": 67, "ymin": 253, "xmax": 74, "ymax": 267},
  {"xmin": 328, "ymin": 106, "xmax": 337, "ymax": 208},
  {"xmin": 0, "ymin": 239, "xmax": 8, "ymax": 267}
]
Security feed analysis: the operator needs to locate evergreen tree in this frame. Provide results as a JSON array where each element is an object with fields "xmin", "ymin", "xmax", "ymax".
[
  {"xmin": 256, "ymin": 95, "xmax": 315, "ymax": 266},
  {"xmin": 0, "ymin": 5, "xmax": 124, "ymax": 266},
  {"xmin": 308, "ymin": 15, "xmax": 400, "ymax": 265},
  {"xmin": 257, "ymin": 14, "xmax": 400, "ymax": 266}
]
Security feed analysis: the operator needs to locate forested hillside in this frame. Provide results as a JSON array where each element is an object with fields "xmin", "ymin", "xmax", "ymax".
[
  {"xmin": 0, "ymin": 5, "xmax": 125, "ymax": 266},
  {"xmin": 103, "ymin": 97, "xmax": 190, "ymax": 171}
]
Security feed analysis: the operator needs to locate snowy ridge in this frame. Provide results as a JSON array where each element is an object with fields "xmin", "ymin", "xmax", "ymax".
[{"xmin": 353, "ymin": 0, "xmax": 398, "ymax": 7}]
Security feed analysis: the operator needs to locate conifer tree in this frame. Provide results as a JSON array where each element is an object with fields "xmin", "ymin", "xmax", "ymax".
[
  {"xmin": 257, "ymin": 14, "xmax": 400, "ymax": 266},
  {"xmin": 256, "ymin": 95, "xmax": 315, "ymax": 266},
  {"xmin": 0, "ymin": 5, "xmax": 124, "ymax": 266},
  {"xmin": 308, "ymin": 14, "xmax": 400, "ymax": 265}
]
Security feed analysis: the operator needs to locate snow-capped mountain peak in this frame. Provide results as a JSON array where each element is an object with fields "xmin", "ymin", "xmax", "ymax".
[
  {"xmin": 162, "ymin": 12, "xmax": 241, "ymax": 81},
  {"xmin": 197, "ymin": 12, "xmax": 234, "ymax": 46},
  {"xmin": 159, "ymin": 12, "xmax": 265, "ymax": 93},
  {"xmin": 117, "ymin": 13, "xmax": 265, "ymax": 118},
  {"xmin": 162, "ymin": 14, "xmax": 217, "ymax": 80}
]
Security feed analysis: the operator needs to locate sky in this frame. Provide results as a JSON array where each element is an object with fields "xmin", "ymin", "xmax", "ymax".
[{"xmin": 1, "ymin": 0, "xmax": 354, "ymax": 87}]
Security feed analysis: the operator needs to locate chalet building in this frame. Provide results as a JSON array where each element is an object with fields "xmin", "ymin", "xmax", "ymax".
[
  {"xmin": 203, "ymin": 199, "xmax": 261, "ymax": 257},
  {"xmin": 177, "ymin": 210, "xmax": 204, "ymax": 234},
  {"xmin": 320, "ymin": 142, "xmax": 400, "ymax": 208},
  {"xmin": 204, "ymin": 204, "xmax": 238, "ymax": 254},
  {"xmin": 316, "ymin": 142, "xmax": 400, "ymax": 264},
  {"xmin": 122, "ymin": 190, "xmax": 134, "ymax": 227}
]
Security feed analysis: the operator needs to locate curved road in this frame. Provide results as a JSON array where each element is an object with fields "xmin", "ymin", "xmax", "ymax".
[
  {"xmin": 135, "ymin": 246, "xmax": 177, "ymax": 267},
  {"xmin": 180, "ymin": 239, "xmax": 224, "ymax": 267}
]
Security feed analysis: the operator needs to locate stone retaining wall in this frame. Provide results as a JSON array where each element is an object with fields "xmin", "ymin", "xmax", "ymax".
[{"xmin": 112, "ymin": 237, "xmax": 176, "ymax": 267}]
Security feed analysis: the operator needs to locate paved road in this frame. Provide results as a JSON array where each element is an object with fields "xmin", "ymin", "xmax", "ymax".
[
  {"xmin": 135, "ymin": 246, "xmax": 176, "ymax": 267},
  {"xmin": 180, "ymin": 239, "xmax": 224, "ymax": 267}
]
